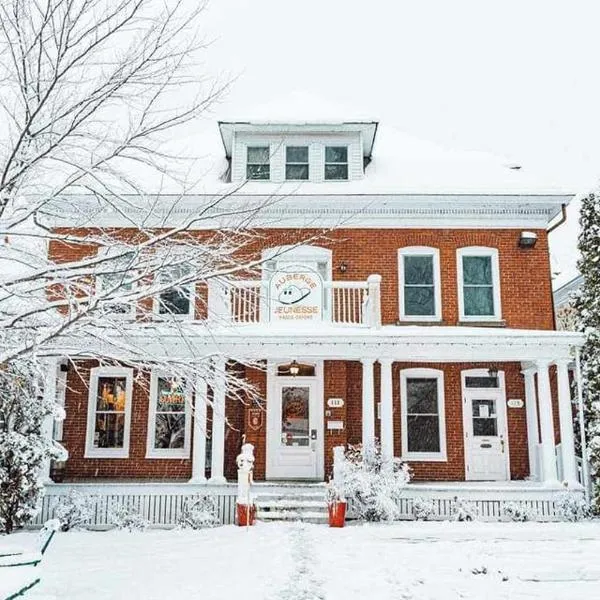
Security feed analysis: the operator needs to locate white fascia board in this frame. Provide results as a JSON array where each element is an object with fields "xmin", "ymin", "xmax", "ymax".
[
  {"xmin": 46, "ymin": 194, "xmax": 572, "ymax": 230},
  {"xmin": 218, "ymin": 122, "xmax": 378, "ymax": 157},
  {"xmin": 52, "ymin": 325, "xmax": 583, "ymax": 363}
]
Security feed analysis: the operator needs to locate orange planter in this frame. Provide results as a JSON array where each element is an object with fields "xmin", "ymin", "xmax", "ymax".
[
  {"xmin": 236, "ymin": 503, "xmax": 256, "ymax": 526},
  {"xmin": 328, "ymin": 500, "xmax": 347, "ymax": 527}
]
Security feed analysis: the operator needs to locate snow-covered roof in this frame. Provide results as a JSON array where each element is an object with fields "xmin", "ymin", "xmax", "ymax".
[{"xmin": 192, "ymin": 93, "xmax": 578, "ymax": 196}]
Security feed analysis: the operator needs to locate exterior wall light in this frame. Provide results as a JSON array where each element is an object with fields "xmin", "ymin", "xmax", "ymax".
[
  {"xmin": 519, "ymin": 231, "xmax": 538, "ymax": 248},
  {"xmin": 338, "ymin": 262, "xmax": 348, "ymax": 273},
  {"xmin": 289, "ymin": 360, "xmax": 300, "ymax": 377},
  {"xmin": 488, "ymin": 365, "xmax": 499, "ymax": 378}
]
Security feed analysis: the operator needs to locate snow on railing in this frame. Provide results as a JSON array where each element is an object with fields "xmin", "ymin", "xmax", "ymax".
[{"xmin": 210, "ymin": 275, "xmax": 381, "ymax": 327}]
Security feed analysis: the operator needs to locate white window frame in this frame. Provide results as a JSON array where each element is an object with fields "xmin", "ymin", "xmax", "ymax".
[
  {"xmin": 400, "ymin": 367, "xmax": 447, "ymax": 461},
  {"xmin": 85, "ymin": 366, "xmax": 134, "ymax": 459},
  {"xmin": 246, "ymin": 145, "xmax": 271, "ymax": 180},
  {"xmin": 398, "ymin": 247, "xmax": 442, "ymax": 322},
  {"xmin": 285, "ymin": 145, "xmax": 309, "ymax": 181},
  {"xmin": 145, "ymin": 371, "xmax": 192, "ymax": 459},
  {"xmin": 324, "ymin": 145, "xmax": 349, "ymax": 181},
  {"xmin": 457, "ymin": 246, "xmax": 502, "ymax": 322},
  {"xmin": 152, "ymin": 262, "xmax": 196, "ymax": 321},
  {"xmin": 95, "ymin": 246, "xmax": 137, "ymax": 319}
]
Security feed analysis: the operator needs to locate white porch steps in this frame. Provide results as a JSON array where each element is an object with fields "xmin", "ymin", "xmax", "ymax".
[{"xmin": 255, "ymin": 491, "xmax": 328, "ymax": 524}]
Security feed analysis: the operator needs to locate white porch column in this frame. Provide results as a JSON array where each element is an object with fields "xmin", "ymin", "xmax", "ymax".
[
  {"xmin": 522, "ymin": 367, "xmax": 540, "ymax": 480},
  {"xmin": 361, "ymin": 358, "xmax": 376, "ymax": 452},
  {"xmin": 379, "ymin": 358, "xmax": 394, "ymax": 472},
  {"xmin": 189, "ymin": 376, "xmax": 208, "ymax": 483},
  {"xmin": 41, "ymin": 358, "xmax": 58, "ymax": 484},
  {"xmin": 209, "ymin": 355, "xmax": 227, "ymax": 483},
  {"xmin": 536, "ymin": 359, "xmax": 559, "ymax": 484},
  {"xmin": 556, "ymin": 359, "xmax": 578, "ymax": 486}
]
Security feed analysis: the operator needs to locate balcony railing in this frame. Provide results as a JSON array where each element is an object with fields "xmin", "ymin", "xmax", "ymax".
[{"xmin": 208, "ymin": 275, "xmax": 381, "ymax": 328}]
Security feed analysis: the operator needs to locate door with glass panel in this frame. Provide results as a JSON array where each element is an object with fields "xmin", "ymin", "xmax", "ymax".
[
  {"xmin": 462, "ymin": 374, "xmax": 509, "ymax": 481},
  {"xmin": 267, "ymin": 376, "xmax": 321, "ymax": 480}
]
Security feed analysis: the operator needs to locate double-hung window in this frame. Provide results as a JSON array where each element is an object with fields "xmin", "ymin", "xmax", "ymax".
[
  {"xmin": 96, "ymin": 247, "xmax": 137, "ymax": 317},
  {"xmin": 401, "ymin": 368, "xmax": 446, "ymax": 461},
  {"xmin": 285, "ymin": 146, "xmax": 309, "ymax": 180},
  {"xmin": 324, "ymin": 146, "xmax": 348, "ymax": 180},
  {"xmin": 85, "ymin": 367, "xmax": 133, "ymax": 458},
  {"xmin": 457, "ymin": 247, "xmax": 501, "ymax": 321},
  {"xmin": 146, "ymin": 372, "xmax": 191, "ymax": 458},
  {"xmin": 398, "ymin": 247, "xmax": 441, "ymax": 321},
  {"xmin": 155, "ymin": 262, "xmax": 194, "ymax": 319},
  {"xmin": 246, "ymin": 146, "xmax": 270, "ymax": 180}
]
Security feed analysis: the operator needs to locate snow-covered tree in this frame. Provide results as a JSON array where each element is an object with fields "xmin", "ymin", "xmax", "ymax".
[
  {"xmin": 0, "ymin": 360, "xmax": 67, "ymax": 533},
  {"xmin": 0, "ymin": 1, "xmax": 322, "ymax": 400},
  {"xmin": 574, "ymin": 189, "xmax": 600, "ymax": 509}
]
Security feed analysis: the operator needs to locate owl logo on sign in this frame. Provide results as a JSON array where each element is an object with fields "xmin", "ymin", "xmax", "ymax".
[{"xmin": 278, "ymin": 284, "xmax": 311, "ymax": 305}]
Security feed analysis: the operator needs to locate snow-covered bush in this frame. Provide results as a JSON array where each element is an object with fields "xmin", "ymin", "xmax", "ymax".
[
  {"xmin": 177, "ymin": 494, "xmax": 219, "ymax": 530},
  {"xmin": 555, "ymin": 492, "xmax": 590, "ymax": 522},
  {"xmin": 502, "ymin": 502, "xmax": 533, "ymax": 522},
  {"xmin": 412, "ymin": 497, "xmax": 435, "ymax": 521},
  {"xmin": 335, "ymin": 443, "xmax": 411, "ymax": 522},
  {"xmin": 452, "ymin": 497, "xmax": 479, "ymax": 522},
  {"xmin": 0, "ymin": 360, "xmax": 67, "ymax": 533},
  {"xmin": 53, "ymin": 489, "xmax": 95, "ymax": 531},
  {"xmin": 110, "ymin": 503, "xmax": 149, "ymax": 532}
]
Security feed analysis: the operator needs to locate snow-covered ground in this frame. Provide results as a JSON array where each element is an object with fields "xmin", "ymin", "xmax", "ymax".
[{"xmin": 2, "ymin": 521, "xmax": 600, "ymax": 600}]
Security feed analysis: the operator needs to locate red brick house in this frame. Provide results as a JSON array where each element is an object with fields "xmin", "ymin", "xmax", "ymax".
[{"xmin": 40, "ymin": 118, "xmax": 585, "ymax": 523}]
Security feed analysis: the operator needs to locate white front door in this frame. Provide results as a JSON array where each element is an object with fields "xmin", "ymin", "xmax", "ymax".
[
  {"xmin": 463, "ymin": 374, "xmax": 509, "ymax": 481},
  {"xmin": 266, "ymin": 372, "xmax": 323, "ymax": 480}
]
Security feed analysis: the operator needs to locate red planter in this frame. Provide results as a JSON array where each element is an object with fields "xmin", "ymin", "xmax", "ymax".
[
  {"xmin": 236, "ymin": 503, "xmax": 256, "ymax": 526},
  {"xmin": 328, "ymin": 500, "xmax": 347, "ymax": 528}
]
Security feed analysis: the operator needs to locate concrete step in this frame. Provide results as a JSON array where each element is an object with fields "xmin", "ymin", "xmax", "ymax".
[
  {"xmin": 257, "ymin": 509, "xmax": 328, "ymax": 524},
  {"xmin": 255, "ymin": 492, "xmax": 326, "ymax": 503},
  {"xmin": 256, "ymin": 499, "xmax": 327, "ymax": 510}
]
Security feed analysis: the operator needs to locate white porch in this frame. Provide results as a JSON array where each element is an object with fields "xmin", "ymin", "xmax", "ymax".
[
  {"xmin": 33, "ymin": 479, "xmax": 579, "ymax": 526},
  {"xmin": 46, "ymin": 324, "xmax": 585, "ymax": 493}
]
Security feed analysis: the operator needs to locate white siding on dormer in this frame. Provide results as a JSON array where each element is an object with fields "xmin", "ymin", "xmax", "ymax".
[{"xmin": 230, "ymin": 131, "xmax": 364, "ymax": 184}]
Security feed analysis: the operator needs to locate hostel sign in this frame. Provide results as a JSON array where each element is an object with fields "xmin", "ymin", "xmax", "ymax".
[{"xmin": 269, "ymin": 266, "xmax": 323, "ymax": 323}]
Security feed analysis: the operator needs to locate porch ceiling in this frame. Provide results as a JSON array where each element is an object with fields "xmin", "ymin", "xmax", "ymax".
[{"xmin": 53, "ymin": 324, "xmax": 582, "ymax": 363}]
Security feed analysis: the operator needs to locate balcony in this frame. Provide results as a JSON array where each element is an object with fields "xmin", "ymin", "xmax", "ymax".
[{"xmin": 207, "ymin": 274, "xmax": 381, "ymax": 328}]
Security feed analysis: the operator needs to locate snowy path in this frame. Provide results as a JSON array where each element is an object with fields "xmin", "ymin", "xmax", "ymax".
[{"xmin": 2, "ymin": 521, "xmax": 600, "ymax": 599}]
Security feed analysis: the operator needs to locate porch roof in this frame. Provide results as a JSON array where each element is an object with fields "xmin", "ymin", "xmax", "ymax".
[{"xmin": 55, "ymin": 324, "xmax": 582, "ymax": 363}]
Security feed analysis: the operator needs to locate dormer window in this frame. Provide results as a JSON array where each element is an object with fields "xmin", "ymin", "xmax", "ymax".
[
  {"xmin": 246, "ymin": 146, "xmax": 270, "ymax": 180},
  {"xmin": 324, "ymin": 146, "xmax": 348, "ymax": 180},
  {"xmin": 285, "ymin": 146, "xmax": 309, "ymax": 180}
]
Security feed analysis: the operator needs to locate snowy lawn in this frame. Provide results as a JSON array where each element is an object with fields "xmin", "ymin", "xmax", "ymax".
[{"xmin": 2, "ymin": 521, "xmax": 600, "ymax": 600}]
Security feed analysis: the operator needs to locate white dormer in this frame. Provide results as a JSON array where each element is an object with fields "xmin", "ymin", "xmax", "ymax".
[{"xmin": 218, "ymin": 121, "xmax": 378, "ymax": 184}]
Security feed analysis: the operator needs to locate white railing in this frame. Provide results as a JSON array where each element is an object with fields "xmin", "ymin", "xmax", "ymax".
[{"xmin": 209, "ymin": 274, "xmax": 381, "ymax": 328}]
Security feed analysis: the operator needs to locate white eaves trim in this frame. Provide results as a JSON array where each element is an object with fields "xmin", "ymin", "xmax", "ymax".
[
  {"xmin": 46, "ymin": 194, "xmax": 572, "ymax": 230},
  {"xmin": 59, "ymin": 325, "xmax": 583, "ymax": 364}
]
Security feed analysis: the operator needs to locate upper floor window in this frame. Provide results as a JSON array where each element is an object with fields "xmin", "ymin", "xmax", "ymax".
[
  {"xmin": 398, "ymin": 247, "xmax": 441, "ymax": 321},
  {"xmin": 96, "ymin": 247, "xmax": 136, "ymax": 317},
  {"xmin": 457, "ymin": 247, "xmax": 501, "ymax": 321},
  {"xmin": 246, "ymin": 146, "xmax": 270, "ymax": 180},
  {"xmin": 85, "ymin": 367, "xmax": 133, "ymax": 458},
  {"xmin": 285, "ymin": 146, "xmax": 309, "ymax": 180},
  {"xmin": 400, "ymin": 368, "xmax": 446, "ymax": 461},
  {"xmin": 155, "ymin": 263, "xmax": 194, "ymax": 319},
  {"xmin": 146, "ymin": 372, "xmax": 191, "ymax": 459},
  {"xmin": 324, "ymin": 146, "xmax": 348, "ymax": 180}
]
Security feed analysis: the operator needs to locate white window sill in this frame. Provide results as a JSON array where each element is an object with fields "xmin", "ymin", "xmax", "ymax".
[
  {"xmin": 401, "ymin": 453, "xmax": 448, "ymax": 462},
  {"xmin": 398, "ymin": 316, "xmax": 443, "ymax": 324},
  {"xmin": 145, "ymin": 451, "xmax": 190, "ymax": 460},
  {"xmin": 84, "ymin": 449, "xmax": 129, "ymax": 459}
]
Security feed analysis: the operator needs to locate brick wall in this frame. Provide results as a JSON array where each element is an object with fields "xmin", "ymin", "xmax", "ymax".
[
  {"xmin": 49, "ymin": 227, "xmax": 555, "ymax": 329},
  {"xmin": 61, "ymin": 359, "xmax": 533, "ymax": 483}
]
